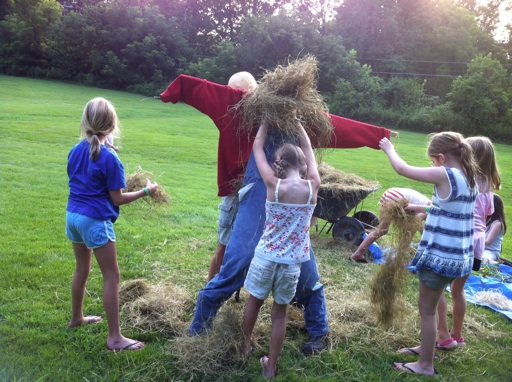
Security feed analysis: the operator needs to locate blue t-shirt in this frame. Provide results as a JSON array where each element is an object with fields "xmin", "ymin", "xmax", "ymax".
[{"xmin": 67, "ymin": 140, "xmax": 126, "ymax": 222}]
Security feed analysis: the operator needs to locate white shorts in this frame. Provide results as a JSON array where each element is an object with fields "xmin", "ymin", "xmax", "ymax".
[{"xmin": 244, "ymin": 255, "xmax": 300, "ymax": 305}]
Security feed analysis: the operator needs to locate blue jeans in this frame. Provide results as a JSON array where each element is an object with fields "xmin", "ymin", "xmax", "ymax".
[{"xmin": 189, "ymin": 130, "xmax": 329, "ymax": 337}]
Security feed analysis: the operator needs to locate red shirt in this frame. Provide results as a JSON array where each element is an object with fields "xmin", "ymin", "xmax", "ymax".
[{"xmin": 160, "ymin": 74, "xmax": 391, "ymax": 197}]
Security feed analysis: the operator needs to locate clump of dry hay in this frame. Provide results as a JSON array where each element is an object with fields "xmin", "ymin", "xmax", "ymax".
[
  {"xmin": 121, "ymin": 280, "xmax": 193, "ymax": 337},
  {"xmin": 369, "ymin": 199, "xmax": 423, "ymax": 328},
  {"xmin": 318, "ymin": 163, "xmax": 379, "ymax": 195},
  {"xmin": 315, "ymin": 163, "xmax": 380, "ymax": 221},
  {"xmin": 124, "ymin": 166, "xmax": 170, "ymax": 203},
  {"xmin": 473, "ymin": 289, "xmax": 512, "ymax": 310},
  {"xmin": 169, "ymin": 303, "xmax": 247, "ymax": 379},
  {"xmin": 119, "ymin": 279, "xmax": 150, "ymax": 305},
  {"xmin": 232, "ymin": 55, "xmax": 333, "ymax": 148}
]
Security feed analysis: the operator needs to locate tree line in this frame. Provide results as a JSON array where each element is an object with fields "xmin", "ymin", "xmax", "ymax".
[{"xmin": 1, "ymin": 0, "xmax": 511, "ymax": 141}]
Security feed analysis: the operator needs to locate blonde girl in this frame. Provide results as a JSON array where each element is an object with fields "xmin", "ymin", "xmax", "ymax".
[
  {"xmin": 66, "ymin": 97, "xmax": 158, "ymax": 352},
  {"xmin": 379, "ymin": 132, "xmax": 478, "ymax": 376},
  {"xmin": 436, "ymin": 136, "xmax": 501, "ymax": 349}
]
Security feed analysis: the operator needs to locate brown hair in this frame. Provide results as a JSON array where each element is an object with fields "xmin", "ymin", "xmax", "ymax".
[
  {"xmin": 273, "ymin": 143, "xmax": 307, "ymax": 179},
  {"xmin": 426, "ymin": 132, "xmax": 478, "ymax": 190},
  {"xmin": 487, "ymin": 193, "xmax": 507, "ymax": 234},
  {"xmin": 80, "ymin": 97, "xmax": 119, "ymax": 162},
  {"xmin": 466, "ymin": 136, "xmax": 501, "ymax": 192}
]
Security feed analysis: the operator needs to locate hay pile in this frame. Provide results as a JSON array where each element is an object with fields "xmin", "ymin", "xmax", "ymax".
[
  {"xmin": 369, "ymin": 199, "xmax": 423, "ymax": 327},
  {"xmin": 233, "ymin": 55, "xmax": 333, "ymax": 148},
  {"xmin": 473, "ymin": 290, "xmax": 512, "ymax": 310},
  {"xmin": 318, "ymin": 163, "xmax": 379, "ymax": 196},
  {"xmin": 124, "ymin": 166, "xmax": 170, "ymax": 203},
  {"xmin": 120, "ymin": 279, "xmax": 193, "ymax": 337},
  {"xmin": 315, "ymin": 163, "xmax": 380, "ymax": 221},
  {"xmin": 169, "ymin": 302, "xmax": 247, "ymax": 380}
]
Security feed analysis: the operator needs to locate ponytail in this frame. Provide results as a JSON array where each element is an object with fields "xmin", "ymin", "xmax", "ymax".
[
  {"xmin": 80, "ymin": 97, "xmax": 119, "ymax": 162},
  {"xmin": 427, "ymin": 132, "xmax": 478, "ymax": 191}
]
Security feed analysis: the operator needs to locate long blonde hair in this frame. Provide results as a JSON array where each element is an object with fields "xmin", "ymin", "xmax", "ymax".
[
  {"xmin": 80, "ymin": 97, "xmax": 119, "ymax": 162},
  {"xmin": 466, "ymin": 136, "xmax": 501, "ymax": 192},
  {"xmin": 426, "ymin": 132, "xmax": 478, "ymax": 191}
]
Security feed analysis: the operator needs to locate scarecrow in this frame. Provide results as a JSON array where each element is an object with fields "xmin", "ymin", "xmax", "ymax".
[{"xmin": 160, "ymin": 55, "xmax": 393, "ymax": 355}]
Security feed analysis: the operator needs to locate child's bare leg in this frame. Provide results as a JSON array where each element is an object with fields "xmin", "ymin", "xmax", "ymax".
[
  {"xmin": 68, "ymin": 243, "xmax": 94, "ymax": 328},
  {"xmin": 395, "ymin": 280, "xmax": 443, "ymax": 376},
  {"xmin": 265, "ymin": 302, "xmax": 287, "ymax": 378},
  {"xmin": 350, "ymin": 225, "xmax": 388, "ymax": 261},
  {"xmin": 449, "ymin": 275, "xmax": 469, "ymax": 339},
  {"xmin": 243, "ymin": 295, "xmax": 264, "ymax": 356},
  {"xmin": 94, "ymin": 241, "xmax": 144, "ymax": 351},
  {"xmin": 436, "ymin": 293, "xmax": 451, "ymax": 343}
]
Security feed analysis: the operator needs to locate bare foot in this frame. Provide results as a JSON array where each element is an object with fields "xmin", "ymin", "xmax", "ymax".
[
  {"xmin": 393, "ymin": 361, "xmax": 437, "ymax": 376},
  {"xmin": 260, "ymin": 356, "xmax": 277, "ymax": 378},
  {"xmin": 350, "ymin": 254, "xmax": 369, "ymax": 263},
  {"xmin": 67, "ymin": 315, "xmax": 103, "ymax": 328},
  {"xmin": 106, "ymin": 337, "xmax": 145, "ymax": 352}
]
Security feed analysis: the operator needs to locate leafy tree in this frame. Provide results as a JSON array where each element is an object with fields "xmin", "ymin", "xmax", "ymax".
[
  {"xmin": 447, "ymin": 54, "xmax": 510, "ymax": 132},
  {"xmin": 49, "ymin": 2, "xmax": 193, "ymax": 91},
  {"xmin": 0, "ymin": 0, "xmax": 62, "ymax": 76}
]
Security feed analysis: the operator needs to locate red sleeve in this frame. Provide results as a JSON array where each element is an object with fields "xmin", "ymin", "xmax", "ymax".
[
  {"xmin": 320, "ymin": 113, "xmax": 391, "ymax": 150},
  {"xmin": 160, "ymin": 74, "xmax": 245, "ymax": 122}
]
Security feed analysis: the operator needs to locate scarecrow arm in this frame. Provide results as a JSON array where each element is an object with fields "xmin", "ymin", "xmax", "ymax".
[
  {"xmin": 159, "ymin": 74, "xmax": 245, "ymax": 122},
  {"xmin": 326, "ymin": 114, "xmax": 392, "ymax": 150}
]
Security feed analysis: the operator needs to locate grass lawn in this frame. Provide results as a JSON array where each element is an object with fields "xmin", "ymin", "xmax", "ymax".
[{"xmin": 0, "ymin": 75, "xmax": 511, "ymax": 381}]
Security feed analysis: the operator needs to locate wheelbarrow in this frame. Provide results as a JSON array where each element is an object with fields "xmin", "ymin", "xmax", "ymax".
[{"xmin": 313, "ymin": 186, "xmax": 380, "ymax": 245}]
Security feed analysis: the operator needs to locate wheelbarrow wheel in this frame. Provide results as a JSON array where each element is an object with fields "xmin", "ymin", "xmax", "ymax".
[
  {"xmin": 332, "ymin": 216, "xmax": 365, "ymax": 245},
  {"xmin": 353, "ymin": 210, "xmax": 380, "ymax": 230}
]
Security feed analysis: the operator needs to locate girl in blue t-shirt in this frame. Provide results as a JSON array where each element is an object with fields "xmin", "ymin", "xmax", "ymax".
[
  {"xmin": 379, "ymin": 132, "xmax": 478, "ymax": 376},
  {"xmin": 66, "ymin": 97, "xmax": 158, "ymax": 352}
]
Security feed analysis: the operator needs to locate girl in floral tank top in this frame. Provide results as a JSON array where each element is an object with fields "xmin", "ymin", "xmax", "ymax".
[{"xmin": 243, "ymin": 117, "xmax": 320, "ymax": 378}]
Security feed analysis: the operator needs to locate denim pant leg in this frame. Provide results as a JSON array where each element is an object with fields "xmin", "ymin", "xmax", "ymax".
[
  {"xmin": 295, "ymin": 248, "xmax": 329, "ymax": 337},
  {"xmin": 189, "ymin": 178, "xmax": 267, "ymax": 334}
]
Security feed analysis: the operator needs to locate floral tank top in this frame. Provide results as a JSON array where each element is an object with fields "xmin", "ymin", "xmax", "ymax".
[{"xmin": 255, "ymin": 179, "xmax": 316, "ymax": 264}]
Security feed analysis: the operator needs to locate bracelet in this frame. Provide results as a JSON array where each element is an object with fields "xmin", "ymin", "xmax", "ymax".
[
  {"xmin": 143, "ymin": 187, "xmax": 150, "ymax": 196},
  {"xmin": 425, "ymin": 206, "xmax": 430, "ymax": 214}
]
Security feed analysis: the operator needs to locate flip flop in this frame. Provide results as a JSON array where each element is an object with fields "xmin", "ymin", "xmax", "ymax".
[
  {"xmin": 451, "ymin": 336, "xmax": 466, "ymax": 347},
  {"xmin": 435, "ymin": 338, "xmax": 457, "ymax": 351},
  {"xmin": 84, "ymin": 316, "xmax": 103, "ymax": 325},
  {"xmin": 393, "ymin": 362, "xmax": 438, "ymax": 375},
  {"xmin": 398, "ymin": 347, "xmax": 419, "ymax": 356},
  {"xmin": 106, "ymin": 341, "xmax": 145, "ymax": 352},
  {"xmin": 397, "ymin": 348, "xmax": 439, "ymax": 360}
]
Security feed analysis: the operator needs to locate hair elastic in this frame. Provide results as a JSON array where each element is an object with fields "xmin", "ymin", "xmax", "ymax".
[{"xmin": 143, "ymin": 187, "xmax": 150, "ymax": 196}]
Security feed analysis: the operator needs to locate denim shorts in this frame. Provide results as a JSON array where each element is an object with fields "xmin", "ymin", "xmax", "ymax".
[
  {"xmin": 217, "ymin": 194, "xmax": 239, "ymax": 245},
  {"xmin": 244, "ymin": 255, "xmax": 301, "ymax": 305},
  {"xmin": 417, "ymin": 269, "xmax": 454, "ymax": 290},
  {"xmin": 65, "ymin": 211, "xmax": 116, "ymax": 249}
]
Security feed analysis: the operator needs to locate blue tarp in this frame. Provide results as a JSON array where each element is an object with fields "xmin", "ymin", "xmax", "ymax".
[{"xmin": 459, "ymin": 264, "xmax": 512, "ymax": 320}]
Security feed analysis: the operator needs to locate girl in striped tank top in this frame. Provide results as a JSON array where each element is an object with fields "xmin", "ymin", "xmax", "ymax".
[{"xmin": 379, "ymin": 132, "xmax": 478, "ymax": 376}]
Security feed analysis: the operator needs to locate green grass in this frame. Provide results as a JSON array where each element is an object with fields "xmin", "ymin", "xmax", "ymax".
[{"xmin": 1, "ymin": 75, "xmax": 511, "ymax": 381}]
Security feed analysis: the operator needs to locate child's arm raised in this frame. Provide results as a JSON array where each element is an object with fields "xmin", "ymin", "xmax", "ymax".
[
  {"xmin": 298, "ymin": 122, "xmax": 320, "ymax": 190},
  {"xmin": 379, "ymin": 138, "xmax": 447, "ymax": 189},
  {"xmin": 254, "ymin": 120, "xmax": 277, "ymax": 190}
]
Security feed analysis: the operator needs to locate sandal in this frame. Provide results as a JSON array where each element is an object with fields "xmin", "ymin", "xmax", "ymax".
[{"xmin": 435, "ymin": 338, "xmax": 457, "ymax": 351}]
